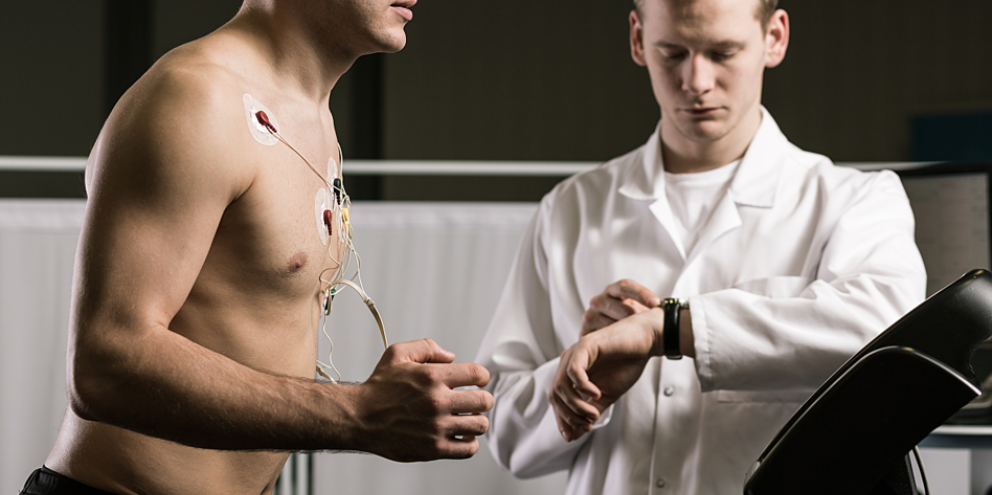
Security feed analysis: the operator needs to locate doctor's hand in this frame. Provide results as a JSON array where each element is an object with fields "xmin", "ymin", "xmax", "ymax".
[
  {"xmin": 550, "ymin": 309, "xmax": 664, "ymax": 441},
  {"xmin": 582, "ymin": 279, "xmax": 661, "ymax": 336}
]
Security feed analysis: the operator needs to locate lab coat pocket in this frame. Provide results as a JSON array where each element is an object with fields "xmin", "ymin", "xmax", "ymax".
[{"xmin": 732, "ymin": 275, "xmax": 813, "ymax": 299}]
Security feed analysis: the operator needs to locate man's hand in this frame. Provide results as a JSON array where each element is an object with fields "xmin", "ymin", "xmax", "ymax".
[
  {"xmin": 550, "ymin": 309, "xmax": 663, "ymax": 441},
  {"xmin": 582, "ymin": 279, "xmax": 661, "ymax": 336},
  {"xmin": 353, "ymin": 338, "xmax": 494, "ymax": 462}
]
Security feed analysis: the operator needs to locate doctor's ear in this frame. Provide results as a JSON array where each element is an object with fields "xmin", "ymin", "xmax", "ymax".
[
  {"xmin": 630, "ymin": 10, "xmax": 648, "ymax": 67},
  {"xmin": 764, "ymin": 9, "xmax": 789, "ymax": 68}
]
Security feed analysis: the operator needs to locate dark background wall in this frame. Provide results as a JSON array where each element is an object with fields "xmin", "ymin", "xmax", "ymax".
[
  {"xmin": 764, "ymin": 1, "xmax": 992, "ymax": 162},
  {"xmin": 1, "ymin": 1, "xmax": 991, "ymax": 168},
  {"xmin": 0, "ymin": 2, "xmax": 106, "ymax": 158}
]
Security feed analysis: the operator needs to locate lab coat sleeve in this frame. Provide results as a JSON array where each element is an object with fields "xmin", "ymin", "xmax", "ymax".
[
  {"xmin": 692, "ymin": 170, "xmax": 928, "ymax": 393},
  {"xmin": 475, "ymin": 196, "xmax": 591, "ymax": 478}
]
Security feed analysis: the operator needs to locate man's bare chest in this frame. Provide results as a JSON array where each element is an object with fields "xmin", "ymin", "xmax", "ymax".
[
  {"xmin": 208, "ymin": 149, "xmax": 346, "ymax": 303},
  {"xmin": 197, "ymin": 95, "xmax": 345, "ymax": 299}
]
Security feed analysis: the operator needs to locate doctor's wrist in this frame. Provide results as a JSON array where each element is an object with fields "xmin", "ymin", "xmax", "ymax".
[
  {"xmin": 680, "ymin": 306, "xmax": 695, "ymax": 359},
  {"xmin": 646, "ymin": 307, "xmax": 667, "ymax": 358}
]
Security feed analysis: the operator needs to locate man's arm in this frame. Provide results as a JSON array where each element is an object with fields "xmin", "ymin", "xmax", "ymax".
[{"xmin": 68, "ymin": 71, "xmax": 491, "ymax": 461}]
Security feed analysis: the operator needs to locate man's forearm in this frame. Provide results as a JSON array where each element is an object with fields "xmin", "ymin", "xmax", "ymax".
[
  {"xmin": 69, "ymin": 325, "xmax": 364, "ymax": 451},
  {"xmin": 70, "ymin": 326, "xmax": 491, "ymax": 460}
]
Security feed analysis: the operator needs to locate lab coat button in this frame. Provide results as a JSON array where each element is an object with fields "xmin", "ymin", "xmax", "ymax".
[
  {"xmin": 663, "ymin": 386, "xmax": 675, "ymax": 396},
  {"xmin": 656, "ymin": 478, "xmax": 667, "ymax": 488}
]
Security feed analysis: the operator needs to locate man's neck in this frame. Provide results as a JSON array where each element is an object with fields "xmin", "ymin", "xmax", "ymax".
[
  {"xmin": 660, "ymin": 108, "xmax": 763, "ymax": 175},
  {"xmin": 223, "ymin": 6, "xmax": 359, "ymax": 106}
]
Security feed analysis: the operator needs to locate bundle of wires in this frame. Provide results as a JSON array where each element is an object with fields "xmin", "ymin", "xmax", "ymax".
[{"xmin": 255, "ymin": 110, "xmax": 387, "ymax": 382}]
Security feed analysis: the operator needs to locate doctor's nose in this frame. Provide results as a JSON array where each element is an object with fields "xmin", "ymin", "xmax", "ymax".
[{"xmin": 682, "ymin": 55, "xmax": 715, "ymax": 96}]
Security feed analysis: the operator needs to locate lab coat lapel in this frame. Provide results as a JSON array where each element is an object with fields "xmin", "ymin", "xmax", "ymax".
[
  {"xmin": 619, "ymin": 109, "xmax": 789, "ymax": 262},
  {"xmin": 618, "ymin": 129, "xmax": 689, "ymax": 260},
  {"xmin": 684, "ymin": 107, "xmax": 788, "ymax": 263},
  {"xmin": 728, "ymin": 107, "xmax": 788, "ymax": 209},
  {"xmin": 649, "ymin": 197, "xmax": 687, "ymax": 261},
  {"xmin": 684, "ymin": 189, "xmax": 741, "ymax": 264}
]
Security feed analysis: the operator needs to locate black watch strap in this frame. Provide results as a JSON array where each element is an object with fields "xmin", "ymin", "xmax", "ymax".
[{"xmin": 662, "ymin": 298, "xmax": 683, "ymax": 360}]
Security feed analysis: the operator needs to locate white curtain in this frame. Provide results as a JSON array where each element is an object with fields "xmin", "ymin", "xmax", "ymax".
[
  {"xmin": 0, "ymin": 200, "xmax": 83, "ymax": 491},
  {"xmin": 0, "ymin": 199, "xmax": 567, "ymax": 494}
]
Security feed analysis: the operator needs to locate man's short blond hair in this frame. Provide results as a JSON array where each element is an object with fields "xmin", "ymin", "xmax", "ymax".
[{"xmin": 633, "ymin": 0, "xmax": 780, "ymax": 32}]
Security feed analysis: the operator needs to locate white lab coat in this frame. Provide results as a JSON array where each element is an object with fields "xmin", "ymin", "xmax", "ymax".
[{"xmin": 475, "ymin": 109, "xmax": 926, "ymax": 495}]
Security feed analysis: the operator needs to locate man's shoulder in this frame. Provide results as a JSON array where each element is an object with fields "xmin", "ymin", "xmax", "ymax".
[
  {"xmin": 136, "ymin": 42, "xmax": 251, "ymax": 123},
  {"xmin": 124, "ymin": 31, "xmax": 262, "ymax": 126},
  {"xmin": 89, "ymin": 43, "xmax": 259, "ymax": 200}
]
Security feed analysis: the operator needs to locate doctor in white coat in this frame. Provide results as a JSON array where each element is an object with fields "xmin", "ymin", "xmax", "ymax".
[{"xmin": 474, "ymin": 0, "xmax": 926, "ymax": 494}]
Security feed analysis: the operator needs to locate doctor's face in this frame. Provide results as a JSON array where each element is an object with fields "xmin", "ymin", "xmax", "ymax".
[{"xmin": 630, "ymin": 0, "xmax": 787, "ymax": 147}]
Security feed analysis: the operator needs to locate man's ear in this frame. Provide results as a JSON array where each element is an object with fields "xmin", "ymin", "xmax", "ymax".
[
  {"xmin": 630, "ymin": 10, "xmax": 647, "ymax": 67},
  {"xmin": 764, "ymin": 9, "xmax": 789, "ymax": 68}
]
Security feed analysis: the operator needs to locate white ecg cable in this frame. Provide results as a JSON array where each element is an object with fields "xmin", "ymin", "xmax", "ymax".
[{"xmin": 253, "ymin": 109, "xmax": 388, "ymax": 382}]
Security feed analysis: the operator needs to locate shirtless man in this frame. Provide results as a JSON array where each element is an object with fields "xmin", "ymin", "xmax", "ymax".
[{"xmin": 24, "ymin": 1, "xmax": 494, "ymax": 494}]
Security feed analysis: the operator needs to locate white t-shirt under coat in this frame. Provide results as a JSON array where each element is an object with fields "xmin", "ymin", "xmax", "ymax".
[{"xmin": 665, "ymin": 159, "xmax": 741, "ymax": 256}]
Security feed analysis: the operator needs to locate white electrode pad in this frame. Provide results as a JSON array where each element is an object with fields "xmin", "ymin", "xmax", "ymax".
[{"xmin": 243, "ymin": 93, "xmax": 279, "ymax": 146}]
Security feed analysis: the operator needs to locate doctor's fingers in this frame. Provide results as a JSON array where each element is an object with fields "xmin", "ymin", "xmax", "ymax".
[
  {"xmin": 550, "ymin": 388, "xmax": 596, "ymax": 440},
  {"xmin": 564, "ymin": 355, "xmax": 602, "ymax": 402},
  {"xmin": 549, "ymin": 397, "xmax": 581, "ymax": 441},
  {"xmin": 605, "ymin": 279, "xmax": 661, "ymax": 309},
  {"xmin": 588, "ymin": 291, "xmax": 654, "ymax": 325},
  {"xmin": 588, "ymin": 292, "xmax": 638, "ymax": 322},
  {"xmin": 550, "ymin": 366, "xmax": 600, "ymax": 423},
  {"xmin": 556, "ymin": 341, "xmax": 603, "ymax": 401},
  {"xmin": 581, "ymin": 307, "xmax": 619, "ymax": 335},
  {"xmin": 553, "ymin": 413, "xmax": 579, "ymax": 441}
]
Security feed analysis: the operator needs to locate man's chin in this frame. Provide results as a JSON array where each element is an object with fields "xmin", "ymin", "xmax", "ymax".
[
  {"xmin": 360, "ymin": 36, "xmax": 406, "ymax": 56},
  {"xmin": 379, "ymin": 32, "xmax": 407, "ymax": 53},
  {"xmin": 675, "ymin": 121, "xmax": 729, "ymax": 143}
]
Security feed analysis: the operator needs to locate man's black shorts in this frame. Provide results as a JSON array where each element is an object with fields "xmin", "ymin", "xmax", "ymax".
[{"xmin": 20, "ymin": 466, "xmax": 116, "ymax": 495}]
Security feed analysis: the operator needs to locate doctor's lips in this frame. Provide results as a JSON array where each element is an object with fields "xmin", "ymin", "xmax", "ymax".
[{"xmin": 681, "ymin": 106, "xmax": 722, "ymax": 116}]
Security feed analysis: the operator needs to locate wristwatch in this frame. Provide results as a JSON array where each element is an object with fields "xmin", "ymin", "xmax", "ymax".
[{"xmin": 662, "ymin": 298, "xmax": 688, "ymax": 360}]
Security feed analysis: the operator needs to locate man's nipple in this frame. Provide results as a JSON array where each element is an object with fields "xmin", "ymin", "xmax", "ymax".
[{"xmin": 287, "ymin": 251, "xmax": 308, "ymax": 274}]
